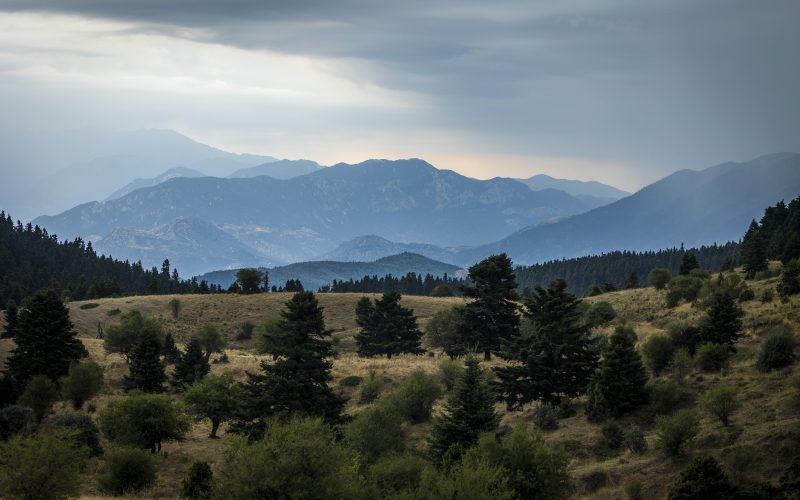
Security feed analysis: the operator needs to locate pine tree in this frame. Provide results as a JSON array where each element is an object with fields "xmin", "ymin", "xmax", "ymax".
[
  {"xmin": 232, "ymin": 292, "xmax": 344, "ymax": 437},
  {"xmin": 162, "ymin": 333, "xmax": 180, "ymax": 364},
  {"xmin": 457, "ymin": 253, "xmax": 520, "ymax": 360},
  {"xmin": 355, "ymin": 292, "xmax": 424, "ymax": 359},
  {"xmin": 6, "ymin": 289, "xmax": 87, "ymax": 385},
  {"xmin": 700, "ymin": 290, "xmax": 744, "ymax": 348},
  {"xmin": 679, "ymin": 253, "xmax": 699, "ymax": 275},
  {"xmin": 495, "ymin": 279, "xmax": 599, "ymax": 408},
  {"xmin": 741, "ymin": 220, "xmax": 768, "ymax": 278},
  {"xmin": 625, "ymin": 272, "xmax": 640, "ymax": 289},
  {"xmin": 172, "ymin": 338, "xmax": 210, "ymax": 390},
  {"xmin": 585, "ymin": 325, "xmax": 648, "ymax": 421},
  {"xmin": 428, "ymin": 357, "xmax": 499, "ymax": 463},
  {"xmin": 125, "ymin": 329, "xmax": 166, "ymax": 393},
  {"xmin": 1, "ymin": 299, "xmax": 17, "ymax": 339}
]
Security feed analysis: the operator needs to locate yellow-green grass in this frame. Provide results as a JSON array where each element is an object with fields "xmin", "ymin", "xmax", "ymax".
[{"xmin": 2, "ymin": 276, "xmax": 800, "ymax": 498}]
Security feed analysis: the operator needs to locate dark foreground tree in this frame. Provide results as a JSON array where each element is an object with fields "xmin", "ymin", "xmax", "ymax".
[
  {"xmin": 98, "ymin": 393, "xmax": 190, "ymax": 453},
  {"xmin": 232, "ymin": 292, "xmax": 344, "ymax": 437},
  {"xmin": 668, "ymin": 456, "xmax": 736, "ymax": 500},
  {"xmin": 355, "ymin": 292, "xmax": 424, "ymax": 359},
  {"xmin": 1, "ymin": 299, "xmax": 17, "ymax": 339},
  {"xmin": 584, "ymin": 324, "xmax": 648, "ymax": 421},
  {"xmin": 125, "ymin": 329, "xmax": 166, "ymax": 393},
  {"xmin": 60, "ymin": 360, "xmax": 103, "ymax": 409},
  {"xmin": 679, "ymin": 253, "xmax": 699, "ymax": 275},
  {"xmin": 6, "ymin": 289, "xmax": 87, "ymax": 385},
  {"xmin": 104, "ymin": 310, "xmax": 165, "ymax": 363},
  {"xmin": 172, "ymin": 337, "xmax": 210, "ymax": 390},
  {"xmin": 457, "ymin": 253, "xmax": 520, "ymax": 360},
  {"xmin": 184, "ymin": 374, "xmax": 242, "ymax": 438},
  {"xmin": 741, "ymin": 220, "xmax": 768, "ymax": 278},
  {"xmin": 429, "ymin": 357, "xmax": 499, "ymax": 463},
  {"xmin": 235, "ymin": 268, "xmax": 264, "ymax": 294},
  {"xmin": 700, "ymin": 289, "xmax": 744, "ymax": 348},
  {"xmin": 496, "ymin": 279, "xmax": 598, "ymax": 408}
]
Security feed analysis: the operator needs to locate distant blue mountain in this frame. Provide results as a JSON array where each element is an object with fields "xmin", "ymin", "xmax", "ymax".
[
  {"xmin": 228, "ymin": 159, "xmax": 323, "ymax": 179},
  {"xmin": 316, "ymin": 235, "xmax": 457, "ymax": 264}
]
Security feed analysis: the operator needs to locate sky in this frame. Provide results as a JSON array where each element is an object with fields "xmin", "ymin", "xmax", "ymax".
[{"xmin": 0, "ymin": 0, "xmax": 798, "ymax": 191}]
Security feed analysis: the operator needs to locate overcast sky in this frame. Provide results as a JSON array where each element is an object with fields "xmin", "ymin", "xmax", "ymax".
[{"xmin": 0, "ymin": 0, "xmax": 798, "ymax": 190}]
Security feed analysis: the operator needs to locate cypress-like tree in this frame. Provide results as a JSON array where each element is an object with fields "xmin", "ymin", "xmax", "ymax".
[
  {"xmin": 232, "ymin": 291, "xmax": 344, "ymax": 437},
  {"xmin": 6, "ymin": 289, "xmax": 87, "ymax": 385},
  {"xmin": 428, "ymin": 356, "xmax": 499, "ymax": 463},
  {"xmin": 1, "ymin": 299, "xmax": 17, "ymax": 339},
  {"xmin": 457, "ymin": 253, "xmax": 520, "ymax": 360},
  {"xmin": 355, "ymin": 292, "xmax": 424, "ymax": 359},
  {"xmin": 679, "ymin": 253, "xmax": 699, "ymax": 275},
  {"xmin": 495, "ymin": 279, "xmax": 599, "ymax": 408},
  {"xmin": 125, "ymin": 329, "xmax": 166, "ymax": 393},
  {"xmin": 172, "ymin": 338, "xmax": 210, "ymax": 390},
  {"xmin": 584, "ymin": 325, "xmax": 648, "ymax": 421},
  {"xmin": 741, "ymin": 220, "xmax": 768, "ymax": 278},
  {"xmin": 700, "ymin": 290, "xmax": 744, "ymax": 348},
  {"xmin": 625, "ymin": 272, "xmax": 640, "ymax": 289},
  {"xmin": 162, "ymin": 333, "xmax": 180, "ymax": 364}
]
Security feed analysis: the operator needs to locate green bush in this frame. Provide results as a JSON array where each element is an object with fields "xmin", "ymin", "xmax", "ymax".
[
  {"xmin": 181, "ymin": 461, "xmax": 214, "ymax": 499},
  {"xmin": 668, "ymin": 456, "xmax": 736, "ymax": 499},
  {"xmin": 642, "ymin": 335, "xmax": 676, "ymax": 375},
  {"xmin": 656, "ymin": 409, "xmax": 699, "ymax": 458},
  {"xmin": 60, "ymin": 360, "xmax": 104, "ymax": 409},
  {"xmin": 701, "ymin": 386, "xmax": 739, "ymax": 427},
  {"xmin": 359, "ymin": 370, "xmax": 384, "ymax": 404},
  {"xmin": 235, "ymin": 321, "xmax": 255, "ymax": 341},
  {"xmin": 557, "ymin": 397, "xmax": 576, "ymax": 419},
  {"xmin": 423, "ymin": 306, "xmax": 465, "ymax": 356},
  {"xmin": 98, "ymin": 393, "xmax": 190, "ymax": 453},
  {"xmin": 0, "ymin": 405, "xmax": 36, "ymax": 440},
  {"xmin": 0, "ymin": 429, "xmax": 88, "ymax": 500},
  {"xmin": 532, "ymin": 402, "xmax": 559, "ymax": 430},
  {"xmin": 339, "ymin": 375, "xmax": 363, "ymax": 388},
  {"xmin": 414, "ymin": 457, "xmax": 514, "ymax": 499},
  {"xmin": 380, "ymin": 371, "xmax": 442, "ymax": 423},
  {"xmin": 667, "ymin": 322, "xmax": 702, "ymax": 354},
  {"xmin": 79, "ymin": 302, "xmax": 100, "ymax": 310},
  {"xmin": 438, "ymin": 358, "xmax": 464, "ymax": 391},
  {"xmin": 581, "ymin": 470, "xmax": 608, "ymax": 494},
  {"xmin": 107, "ymin": 308, "xmax": 122, "ymax": 317},
  {"xmin": 668, "ymin": 348, "xmax": 693, "ymax": 383},
  {"xmin": 666, "ymin": 275, "xmax": 705, "ymax": 307},
  {"xmin": 169, "ymin": 298, "xmax": 182, "ymax": 318},
  {"xmin": 756, "ymin": 326, "xmax": 797, "ymax": 372},
  {"xmin": 647, "ymin": 378, "xmax": 680, "ymax": 414},
  {"xmin": 600, "ymin": 419, "xmax": 623, "ymax": 449},
  {"xmin": 345, "ymin": 405, "xmax": 404, "ymax": 464},
  {"xmin": 367, "ymin": 454, "xmax": 430, "ymax": 495},
  {"xmin": 648, "ymin": 268, "xmax": 672, "ymax": 290},
  {"xmin": 622, "ymin": 424, "xmax": 647, "ymax": 454},
  {"xmin": 47, "ymin": 412, "xmax": 103, "ymax": 456},
  {"xmin": 585, "ymin": 301, "xmax": 616, "ymax": 328},
  {"xmin": 694, "ymin": 343, "xmax": 730, "ymax": 372},
  {"xmin": 98, "ymin": 447, "xmax": 157, "ymax": 495},
  {"xmin": 738, "ymin": 286, "xmax": 755, "ymax": 302},
  {"xmin": 761, "ymin": 289, "xmax": 775, "ymax": 303},
  {"xmin": 18, "ymin": 374, "xmax": 58, "ymax": 422},
  {"xmin": 214, "ymin": 417, "xmax": 362, "ymax": 499}
]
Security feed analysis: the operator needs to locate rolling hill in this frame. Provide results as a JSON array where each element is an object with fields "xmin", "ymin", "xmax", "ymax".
[{"xmin": 315, "ymin": 235, "xmax": 458, "ymax": 264}]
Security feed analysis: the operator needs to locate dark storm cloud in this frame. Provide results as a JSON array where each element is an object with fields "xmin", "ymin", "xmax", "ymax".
[{"xmin": 0, "ymin": 0, "xmax": 798, "ymax": 181}]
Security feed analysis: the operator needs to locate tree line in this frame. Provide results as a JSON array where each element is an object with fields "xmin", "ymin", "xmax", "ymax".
[{"xmin": 322, "ymin": 272, "xmax": 465, "ymax": 296}]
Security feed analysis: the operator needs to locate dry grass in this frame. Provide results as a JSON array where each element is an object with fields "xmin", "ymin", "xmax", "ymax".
[{"xmin": 3, "ymin": 279, "xmax": 800, "ymax": 498}]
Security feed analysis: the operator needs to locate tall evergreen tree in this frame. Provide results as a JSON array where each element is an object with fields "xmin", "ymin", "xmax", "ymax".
[
  {"xmin": 700, "ymin": 290, "xmax": 744, "ymax": 349},
  {"xmin": 232, "ymin": 292, "xmax": 344, "ymax": 437},
  {"xmin": 741, "ymin": 220, "xmax": 768, "ymax": 278},
  {"xmin": 584, "ymin": 325, "xmax": 649, "ymax": 421},
  {"xmin": 1, "ymin": 299, "xmax": 17, "ymax": 339},
  {"xmin": 172, "ymin": 338, "xmax": 210, "ymax": 390},
  {"xmin": 495, "ymin": 279, "xmax": 599, "ymax": 408},
  {"xmin": 625, "ymin": 272, "xmax": 640, "ymax": 289},
  {"xmin": 457, "ymin": 253, "xmax": 520, "ymax": 360},
  {"xmin": 355, "ymin": 292, "xmax": 424, "ymax": 359},
  {"xmin": 125, "ymin": 329, "xmax": 166, "ymax": 393},
  {"xmin": 6, "ymin": 289, "xmax": 87, "ymax": 385},
  {"xmin": 162, "ymin": 333, "xmax": 180, "ymax": 364},
  {"xmin": 428, "ymin": 357, "xmax": 499, "ymax": 463},
  {"xmin": 679, "ymin": 253, "xmax": 699, "ymax": 275}
]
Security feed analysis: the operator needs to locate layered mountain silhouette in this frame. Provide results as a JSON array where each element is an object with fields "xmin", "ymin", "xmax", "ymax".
[
  {"xmin": 516, "ymin": 174, "xmax": 630, "ymax": 208},
  {"xmin": 228, "ymin": 159, "xmax": 323, "ymax": 179}
]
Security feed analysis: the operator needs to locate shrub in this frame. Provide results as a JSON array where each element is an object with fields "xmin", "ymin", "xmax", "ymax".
[
  {"xmin": 701, "ymin": 386, "xmax": 740, "ymax": 427},
  {"xmin": 642, "ymin": 335, "xmax": 676, "ymax": 375},
  {"xmin": 647, "ymin": 378, "xmax": 680, "ymax": 414},
  {"xmin": 415, "ymin": 457, "xmax": 514, "ymax": 499},
  {"xmin": 431, "ymin": 284, "xmax": 455, "ymax": 297},
  {"xmin": 47, "ymin": 412, "xmax": 103, "ymax": 456},
  {"xmin": 666, "ymin": 275, "xmax": 705, "ymax": 307},
  {"xmin": 107, "ymin": 308, "xmax": 122, "ymax": 316},
  {"xmin": 345, "ymin": 405, "xmax": 404, "ymax": 464},
  {"xmin": 79, "ymin": 302, "xmax": 100, "ymax": 310},
  {"xmin": 669, "ymin": 348, "xmax": 693, "ymax": 383},
  {"xmin": 667, "ymin": 456, "xmax": 735, "ymax": 499},
  {"xmin": 532, "ymin": 402, "xmax": 559, "ymax": 431},
  {"xmin": 585, "ymin": 301, "xmax": 616, "ymax": 328},
  {"xmin": 368, "ymin": 454, "xmax": 430, "ymax": 495},
  {"xmin": 600, "ymin": 419, "xmax": 624, "ymax": 449},
  {"xmin": 195, "ymin": 324, "xmax": 227, "ymax": 361},
  {"xmin": 98, "ymin": 393, "xmax": 190, "ymax": 453},
  {"xmin": 738, "ymin": 286, "xmax": 755, "ymax": 302},
  {"xmin": 98, "ymin": 447, "xmax": 157, "ymax": 496},
  {"xmin": 557, "ymin": 397, "xmax": 576, "ymax": 418},
  {"xmin": 359, "ymin": 370, "xmax": 384, "ymax": 404},
  {"xmin": 214, "ymin": 417, "xmax": 362, "ymax": 499},
  {"xmin": 438, "ymin": 358, "xmax": 464, "ymax": 391},
  {"xmin": 581, "ymin": 470, "xmax": 608, "ymax": 494},
  {"xmin": 339, "ymin": 375, "xmax": 363, "ymax": 388},
  {"xmin": 104, "ymin": 310, "xmax": 165, "ymax": 362},
  {"xmin": 60, "ymin": 360, "xmax": 104, "ymax": 409},
  {"xmin": 181, "ymin": 461, "xmax": 214, "ymax": 499},
  {"xmin": 465, "ymin": 426, "xmax": 573, "ymax": 500},
  {"xmin": 648, "ymin": 268, "xmax": 672, "ymax": 290},
  {"xmin": 380, "ymin": 371, "xmax": 442, "ymax": 423},
  {"xmin": 18, "ymin": 374, "xmax": 58, "ymax": 422},
  {"xmin": 0, "ymin": 429, "xmax": 88, "ymax": 500},
  {"xmin": 694, "ymin": 343, "xmax": 730, "ymax": 372},
  {"xmin": 0, "ymin": 405, "xmax": 36, "ymax": 440},
  {"xmin": 235, "ymin": 321, "xmax": 255, "ymax": 341},
  {"xmin": 424, "ymin": 306, "xmax": 465, "ymax": 356},
  {"xmin": 623, "ymin": 424, "xmax": 648, "ymax": 454},
  {"xmin": 761, "ymin": 288, "xmax": 775, "ymax": 303},
  {"xmin": 756, "ymin": 326, "xmax": 797, "ymax": 372},
  {"xmin": 184, "ymin": 374, "xmax": 242, "ymax": 439},
  {"xmin": 667, "ymin": 322, "xmax": 703, "ymax": 354},
  {"xmin": 656, "ymin": 409, "xmax": 699, "ymax": 457}
]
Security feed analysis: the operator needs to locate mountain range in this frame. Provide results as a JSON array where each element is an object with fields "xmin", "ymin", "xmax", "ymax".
[
  {"xmin": 198, "ymin": 252, "xmax": 463, "ymax": 291},
  {"xmin": 516, "ymin": 174, "xmax": 630, "ymax": 207}
]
